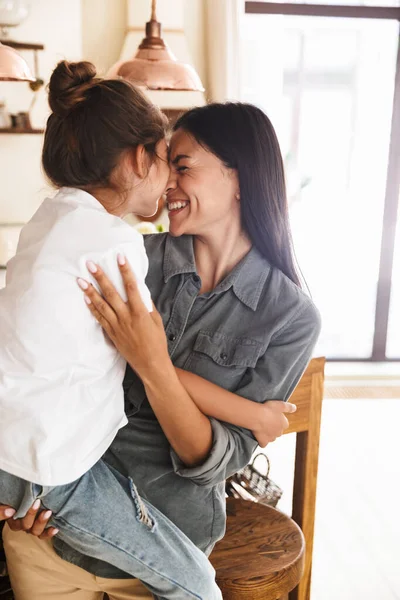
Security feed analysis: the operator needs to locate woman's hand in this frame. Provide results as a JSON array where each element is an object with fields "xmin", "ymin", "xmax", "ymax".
[
  {"xmin": 77, "ymin": 256, "xmax": 170, "ymax": 382},
  {"xmin": 0, "ymin": 502, "xmax": 58, "ymax": 540},
  {"xmin": 252, "ymin": 401, "xmax": 296, "ymax": 447}
]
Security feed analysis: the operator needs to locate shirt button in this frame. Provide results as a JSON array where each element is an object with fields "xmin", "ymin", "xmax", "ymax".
[
  {"xmin": 220, "ymin": 352, "xmax": 228, "ymax": 361},
  {"xmin": 169, "ymin": 333, "xmax": 176, "ymax": 342}
]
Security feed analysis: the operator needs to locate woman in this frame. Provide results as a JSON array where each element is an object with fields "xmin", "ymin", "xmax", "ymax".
[{"xmin": 1, "ymin": 101, "xmax": 320, "ymax": 599}]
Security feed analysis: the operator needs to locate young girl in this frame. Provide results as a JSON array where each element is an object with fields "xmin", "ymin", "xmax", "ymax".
[{"xmin": 0, "ymin": 61, "xmax": 294, "ymax": 598}]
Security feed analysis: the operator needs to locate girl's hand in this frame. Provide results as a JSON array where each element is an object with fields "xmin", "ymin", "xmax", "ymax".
[
  {"xmin": 252, "ymin": 401, "xmax": 296, "ymax": 447},
  {"xmin": 77, "ymin": 257, "xmax": 170, "ymax": 381},
  {"xmin": 0, "ymin": 502, "xmax": 58, "ymax": 540}
]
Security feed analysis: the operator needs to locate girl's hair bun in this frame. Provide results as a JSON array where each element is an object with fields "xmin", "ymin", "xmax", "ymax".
[{"xmin": 48, "ymin": 60, "xmax": 97, "ymax": 116}]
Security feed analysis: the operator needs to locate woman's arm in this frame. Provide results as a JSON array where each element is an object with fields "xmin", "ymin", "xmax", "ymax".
[
  {"xmin": 79, "ymin": 259, "xmax": 213, "ymax": 467},
  {"xmin": 169, "ymin": 301, "xmax": 321, "ymax": 486},
  {"xmin": 175, "ymin": 368, "xmax": 296, "ymax": 446},
  {"xmin": 140, "ymin": 362, "xmax": 213, "ymax": 467},
  {"xmin": 78, "ymin": 259, "xmax": 296, "ymax": 460}
]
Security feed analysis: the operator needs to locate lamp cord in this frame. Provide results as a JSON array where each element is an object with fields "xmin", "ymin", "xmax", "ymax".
[{"xmin": 151, "ymin": 0, "xmax": 157, "ymax": 20}]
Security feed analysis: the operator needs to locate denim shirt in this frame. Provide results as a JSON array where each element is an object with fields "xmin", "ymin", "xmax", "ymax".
[{"xmin": 54, "ymin": 233, "xmax": 321, "ymax": 578}]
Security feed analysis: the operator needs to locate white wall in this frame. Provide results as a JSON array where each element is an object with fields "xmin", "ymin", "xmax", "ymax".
[
  {"xmin": 82, "ymin": 0, "xmax": 127, "ymax": 75},
  {"xmin": 0, "ymin": 0, "xmax": 82, "ymax": 223},
  {"xmin": 184, "ymin": 0, "xmax": 208, "ymax": 94}
]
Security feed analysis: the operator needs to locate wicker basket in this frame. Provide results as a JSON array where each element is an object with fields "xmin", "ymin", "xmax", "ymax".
[{"xmin": 226, "ymin": 453, "xmax": 283, "ymax": 508}]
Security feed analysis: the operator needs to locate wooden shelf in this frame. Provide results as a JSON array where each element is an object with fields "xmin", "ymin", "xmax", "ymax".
[
  {"xmin": 1, "ymin": 40, "xmax": 44, "ymax": 51},
  {"xmin": 0, "ymin": 128, "xmax": 44, "ymax": 134}
]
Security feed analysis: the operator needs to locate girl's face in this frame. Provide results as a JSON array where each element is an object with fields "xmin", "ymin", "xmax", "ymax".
[
  {"xmin": 122, "ymin": 139, "xmax": 170, "ymax": 219},
  {"xmin": 166, "ymin": 129, "xmax": 241, "ymax": 238}
]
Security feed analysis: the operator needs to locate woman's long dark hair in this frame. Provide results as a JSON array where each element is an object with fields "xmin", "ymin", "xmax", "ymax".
[{"xmin": 173, "ymin": 103, "xmax": 301, "ymax": 287}]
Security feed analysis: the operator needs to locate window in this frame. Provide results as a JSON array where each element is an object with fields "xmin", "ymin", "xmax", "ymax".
[{"xmin": 241, "ymin": 4, "xmax": 400, "ymax": 359}]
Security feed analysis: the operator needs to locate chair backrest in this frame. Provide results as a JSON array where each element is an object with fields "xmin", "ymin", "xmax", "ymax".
[{"xmin": 285, "ymin": 357, "xmax": 325, "ymax": 600}]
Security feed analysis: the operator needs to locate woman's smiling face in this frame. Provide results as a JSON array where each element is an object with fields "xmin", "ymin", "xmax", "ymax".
[{"xmin": 166, "ymin": 129, "xmax": 241, "ymax": 238}]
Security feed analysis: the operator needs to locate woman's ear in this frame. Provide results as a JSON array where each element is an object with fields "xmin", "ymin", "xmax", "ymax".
[{"xmin": 229, "ymin": 168, "xmax": 240, "ymax": 201}]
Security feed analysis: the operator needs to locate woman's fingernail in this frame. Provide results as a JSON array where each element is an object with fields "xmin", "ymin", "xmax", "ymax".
[
  {"xmin": 32, "ymin": 499, "xmax": 41, "ymax": 510},
  {"xmin": 51, "ymin": 528, "xmax": 59, "ymax": 536},
  {"xmin": 117, "ymin": 253, "xmax": 126, "ymax": 266},
  {"xmin": 43, "ymin": 510, "xmax": 52, "ymax": 520},
  {"xmin": 77, "ymin": 277, "xmax": 89, "ymax": 291},
  {"xmin": 86, "ymin": 261, "xmax": 98, "ymax": 274},
  {"xmin": 84, "ymin": 295, "xmax": 92, "ymax": 305},
  {"xmin": 4, "ymin": 508, "xmax": 16, "ymax": 518}
]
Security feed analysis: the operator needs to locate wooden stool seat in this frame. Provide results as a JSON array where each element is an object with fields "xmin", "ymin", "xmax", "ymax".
[{"xmin": 211, "ymin": 498, "xmax": 305, "ymax": 600}]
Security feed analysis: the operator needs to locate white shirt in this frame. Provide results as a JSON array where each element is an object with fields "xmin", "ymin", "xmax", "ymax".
[{"xmin": 0, "ymin": 188, "xmax": 152, "ymax": 486}]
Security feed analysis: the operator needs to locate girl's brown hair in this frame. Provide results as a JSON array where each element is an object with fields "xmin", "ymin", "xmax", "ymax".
[{"xmin": 42, "ymin": 60, "xmax": 168, "ymax": 190}]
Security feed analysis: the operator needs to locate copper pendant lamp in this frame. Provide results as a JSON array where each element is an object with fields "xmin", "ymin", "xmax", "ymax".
[
  {"xmin": 0, "ymin": 40, "xmax": 34, "ymax": 81},
  {"xmin": 112, "ymin": 0, "xmax": 204, "ymax": 92}
]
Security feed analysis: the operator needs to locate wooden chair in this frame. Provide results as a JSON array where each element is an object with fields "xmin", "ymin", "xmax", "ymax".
[{"xmin": 211, "ymin": 357, "xmax": 325, "ymax": 600}]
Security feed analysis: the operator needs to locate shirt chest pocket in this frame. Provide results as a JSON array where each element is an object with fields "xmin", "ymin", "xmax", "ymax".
[{"xmin": 184, "ymin": 331, "xmax": 263, "ymax": 390}]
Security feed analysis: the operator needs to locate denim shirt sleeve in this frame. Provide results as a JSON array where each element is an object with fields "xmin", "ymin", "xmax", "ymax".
[{"xmin": 170, "ymin": 299, "xmax": 321, "ymax": 486}]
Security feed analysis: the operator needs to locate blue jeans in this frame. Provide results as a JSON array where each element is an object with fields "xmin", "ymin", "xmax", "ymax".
[{"xmin": 0, "ymin": 461, "xmax": 222, "ymax": 600}]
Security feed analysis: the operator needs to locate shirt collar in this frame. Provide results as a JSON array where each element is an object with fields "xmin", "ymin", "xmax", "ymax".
[
  {"xmin": 57, "ymin": 187, "xmax": 108, "ymax": 213},
  {"xmin": 163, "ymin": 234, "xmax": 271, "ymax": 311},
  {"xmin": 164, "ymin": 235, "xmax": 197, "ymax": 280}
]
